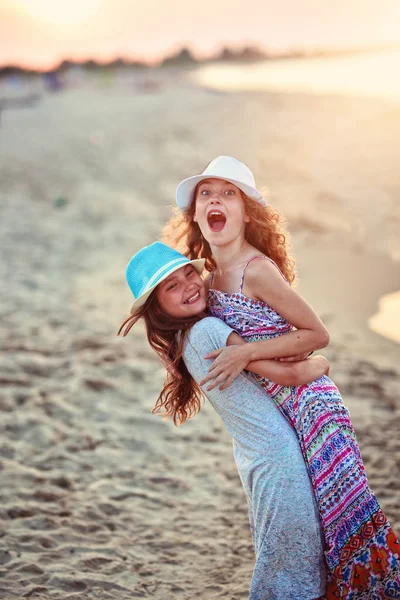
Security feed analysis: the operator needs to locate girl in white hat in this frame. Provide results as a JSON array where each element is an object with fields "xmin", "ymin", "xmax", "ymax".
[
  {"xmin": 118, "ymin": 241, "xmax": 330, "ymax": 599},
  {"xmin": 162, "ymin": 156, "xmax": 400, "ymax": 598}
]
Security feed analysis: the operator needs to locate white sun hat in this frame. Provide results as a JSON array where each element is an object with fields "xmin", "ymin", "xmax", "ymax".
[
  {"xmin": 176, "ymin": 155, "xmax": 267, "ymax": 210},
  {"xmin": 126, "ymin": 242, "xmax": 205, "ymax": 313}
]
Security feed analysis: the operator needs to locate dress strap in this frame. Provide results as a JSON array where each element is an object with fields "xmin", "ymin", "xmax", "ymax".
[
  {"xmin": 239, "ymin": 256, "xmax": 265, "ymax": 293},
  {"xmin": 239, "ymin": 255, "xmax": 287, "ymax": 293}
]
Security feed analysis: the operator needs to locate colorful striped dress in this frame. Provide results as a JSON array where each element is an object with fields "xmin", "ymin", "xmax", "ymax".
[{"xmin": 207, "ymin": 256, "xmax": 400, "ymax": 599}]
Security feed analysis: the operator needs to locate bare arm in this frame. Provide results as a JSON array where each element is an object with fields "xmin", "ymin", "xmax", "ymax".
[
  {"xmin": 201, "ymin": 331, "xmax": 330, "ymax": 390},
  {"xmin": 204, "ymin": 259, "xmax": 329, "ymax": 385},
  {"xmin": 243, "ymin": 259, "xmax": 329, "ymax": 359},
  {"xmin": 247, "ymin": 356, "xmax": 330, "ymax": 387}
]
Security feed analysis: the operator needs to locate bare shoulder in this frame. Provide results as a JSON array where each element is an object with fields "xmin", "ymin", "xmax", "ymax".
[
  {"xmin": 242, "ymin": 257, "xmax": 290, "ymax": 306},
  {"xmin": 245, "ymin": 257, "xmax": 286, "ymax": 288}
]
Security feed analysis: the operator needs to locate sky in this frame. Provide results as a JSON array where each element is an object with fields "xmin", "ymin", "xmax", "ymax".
[{"xmin": 1, "ymin": 0, "xmax": 400, "ymax": 69}]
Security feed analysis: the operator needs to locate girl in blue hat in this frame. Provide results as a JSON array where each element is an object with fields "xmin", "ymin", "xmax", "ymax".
[
  {"xmin": 161, "ymin": 156, "xmax": 400, "ymax": 599},
  {"xmin": 119, "ymin": 241, "xmax": 330, "ymax": 424},
  {"xmin": 118, "ymin": 241, "xmax": 330, "ymax": 599}
]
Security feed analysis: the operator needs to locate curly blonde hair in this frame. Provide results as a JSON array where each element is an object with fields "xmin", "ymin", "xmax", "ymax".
[{"xmin": 162, "ymin": 189, "xmax": 296, "ymax": 284}]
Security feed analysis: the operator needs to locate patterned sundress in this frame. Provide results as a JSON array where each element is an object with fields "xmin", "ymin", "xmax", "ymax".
[{"xmin": 207, "ymin": 256, "xmax": 400, "ymax": 599}]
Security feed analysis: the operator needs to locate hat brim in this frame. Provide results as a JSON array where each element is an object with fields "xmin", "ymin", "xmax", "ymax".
[
  {"xmin": 176, "ymin": 174, "xmax": 266, "ymax": 210},
  {"xmin": 130, "ymin": 257, "xmax": 206, "ymax": 313}
]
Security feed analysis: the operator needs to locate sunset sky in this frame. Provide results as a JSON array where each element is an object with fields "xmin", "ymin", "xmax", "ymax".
[{"xmin": 1, "ymin": 0, "xmax": 400, "ymax": 69}]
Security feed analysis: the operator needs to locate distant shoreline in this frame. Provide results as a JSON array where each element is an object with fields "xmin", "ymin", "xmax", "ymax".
[{"xmin": 1, "ymin": 41, "xmax": 399, "ymax": 76}]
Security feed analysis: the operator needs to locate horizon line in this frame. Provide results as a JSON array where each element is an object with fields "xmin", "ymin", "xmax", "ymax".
[{"xmin": 1, "ymin": 40, "xmax": 399, "ymax": 73}]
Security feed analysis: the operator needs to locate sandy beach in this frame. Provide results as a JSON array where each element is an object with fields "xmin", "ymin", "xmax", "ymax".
[{"xmin": 0, "ymin": 69, "xmax": 399, "ymax": 599}]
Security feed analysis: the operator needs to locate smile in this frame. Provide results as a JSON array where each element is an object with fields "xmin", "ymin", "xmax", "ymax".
[
  {"xmin": 207, "ymin": 211, "xmax": 226, "ymax": 232},
  {"xmin": 184, "ymin": 291, "xmax": 201, "ymax": 304}
]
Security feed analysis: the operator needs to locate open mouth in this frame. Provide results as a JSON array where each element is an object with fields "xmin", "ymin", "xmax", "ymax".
[
  {"xmin": 184, "ymin": 291, "xmax": 201, "ymax": 304},
  {"xmin": 207, "ymin": 211, "xmax": 226, "ymax": 232}
]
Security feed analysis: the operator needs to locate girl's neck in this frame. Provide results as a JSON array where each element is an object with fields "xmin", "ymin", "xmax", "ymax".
[{"xmin": 210, "ymin": 239, "xmax": 257, "ymax": 275}]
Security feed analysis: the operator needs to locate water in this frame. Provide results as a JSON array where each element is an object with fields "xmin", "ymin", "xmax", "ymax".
[
  {"xmin": 190, "ymin": 49, "xmax": 400, "ymax": 101},
  {"xmin": 369, "ymin": 291, "xmax": 400, "ymax": 344}
]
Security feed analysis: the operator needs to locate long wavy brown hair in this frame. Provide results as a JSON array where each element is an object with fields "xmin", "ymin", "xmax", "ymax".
[
  {"xmin": 117, "ymin": 292, "xmax": 204, "ymax": 426},
  {"xmin": 163, "ymin": 187, "xmax": 296, "ymax": 284}
]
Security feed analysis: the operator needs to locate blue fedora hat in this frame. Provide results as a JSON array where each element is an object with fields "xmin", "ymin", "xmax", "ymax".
[{"xmin": 126, "ymin": 242, "xmax": 205, "ymax": 313}]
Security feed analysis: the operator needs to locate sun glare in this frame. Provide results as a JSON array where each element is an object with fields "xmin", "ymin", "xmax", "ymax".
[{"xmin": 12, "ymin": 0, "xmax": 101, "ymax": 26}]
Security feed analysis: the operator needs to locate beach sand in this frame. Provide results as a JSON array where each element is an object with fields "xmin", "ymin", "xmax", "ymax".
[{"xmin": 0, "ymin": 71, "xmax": 399, "ymax": 599}]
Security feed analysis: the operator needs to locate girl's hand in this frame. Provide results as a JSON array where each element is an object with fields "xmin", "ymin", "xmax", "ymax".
[
  {"xmin": 199, "ymin": 345, "xmax": 251, "ymax": 391},
  {"xmin": 320, "ymin": 356, "xmax": 331, "ymax": 377}
]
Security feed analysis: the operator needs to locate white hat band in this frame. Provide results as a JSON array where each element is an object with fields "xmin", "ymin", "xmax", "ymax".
[{"xmin": 141, "ymin": 256, "xmax": 188, "ymax": 295}]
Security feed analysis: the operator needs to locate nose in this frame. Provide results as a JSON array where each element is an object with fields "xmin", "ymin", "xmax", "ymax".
[
  {"xmin": 176, "ymin": 272, "xmax": 195, "ymax": 292},
  {"xmin": 185, "ymin": 280, "xmax": 196, "ymax": 292},
  {"xmin": 209, "ymin": 192, "xmax": 222, "ymax": 204}
]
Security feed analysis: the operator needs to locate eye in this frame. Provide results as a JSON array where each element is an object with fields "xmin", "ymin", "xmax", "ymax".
[
  {"xmin": 224, "ymin": 188, "xmax": 235, "ymax": 195},
  {"xmin": 186, "ymin": 267, "xmax": 195, "ymax": 277},
  {"xmin": 199, "ymin": 189, "xmax": 209, "ymax": 196},
  {"xmin": 166, "ymin": 282, "xmax": 177, "ymax": 291}
]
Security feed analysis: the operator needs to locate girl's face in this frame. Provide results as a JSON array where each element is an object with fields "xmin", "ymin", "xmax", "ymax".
[
  {"xmin": 193, "ymin": 178, "xmax": 250, "ymax": 246},
  {"xmin": 155, "ymin": 264, "xmax": 207, "ymax": 319}
]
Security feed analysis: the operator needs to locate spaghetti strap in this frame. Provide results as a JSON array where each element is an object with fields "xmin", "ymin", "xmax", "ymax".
[
  {"xmin": 239, "ymin": 255, "xmax": 287, "ymax": 293},
  {"xmin": 239, "ymin": 256, "xmax": 264, "ymax": 292}
]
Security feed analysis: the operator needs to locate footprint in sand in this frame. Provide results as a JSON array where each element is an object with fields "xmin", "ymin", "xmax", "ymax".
[{"xmin": 80, "ymin": 556, "xmax": 114, "ymax": 570}]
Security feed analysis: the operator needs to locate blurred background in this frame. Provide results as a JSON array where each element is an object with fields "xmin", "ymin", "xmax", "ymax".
[{"xmin": 1, "ymin": 2, "xmax": 399, "ymax": 599}]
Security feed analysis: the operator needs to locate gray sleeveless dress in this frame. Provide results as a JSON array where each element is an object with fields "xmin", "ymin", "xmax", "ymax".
[{"xmin": 183, "ymin": 317, "xmax": 326, "ymax": 600}]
